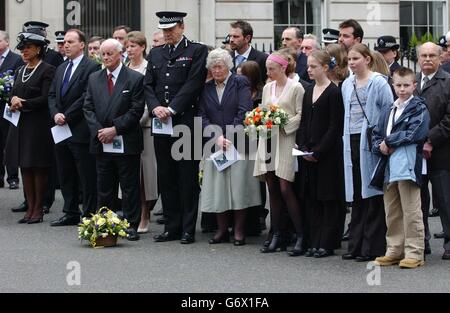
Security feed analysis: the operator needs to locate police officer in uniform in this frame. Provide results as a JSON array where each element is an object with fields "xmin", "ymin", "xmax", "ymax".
[
  {"xmin": 374, "ymin": 35, "xmax": 401, "ymax": 76},
  {"xmin": 144, "ymin": 11, "xmax": 208, "ymax": 244}
]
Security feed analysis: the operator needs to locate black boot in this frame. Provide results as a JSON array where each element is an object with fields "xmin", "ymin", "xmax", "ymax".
[
  {"xmin": 289, "ymin": 235, "xmax": 305, "ymax": 257},
  {"xmin": 260, "ymin": 232, "xmax": 287, "ymax": 253}
]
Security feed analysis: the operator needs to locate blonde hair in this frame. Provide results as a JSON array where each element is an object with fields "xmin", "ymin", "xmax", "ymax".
[
  {"xmin": 326, "ymin": 43, "xmax": 349, "ymax": 81},
  {"xmin": 371, "ymin": 51, "xmax": 390, "ymax": 76},
  {"xmin": 277, "ymin": 48, "xmax": 297, "ymax": 76},
  {"xmin": 349, "ymin": 43, "xmax": 374, "ymax": 68}
]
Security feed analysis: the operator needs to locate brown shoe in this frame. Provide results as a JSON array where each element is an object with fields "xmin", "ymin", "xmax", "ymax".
[
  {"xmin": 374, "ymin": 256, "xmax": 402, "ymax": 266},
  {"xmin": 399, "ymin": 258, "xmax": 425, "ymax": 269}
]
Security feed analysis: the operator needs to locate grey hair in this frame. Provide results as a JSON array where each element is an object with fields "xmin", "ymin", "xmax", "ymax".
[
  {"xmin": 100, "ymin": 38, "xmax": 123, "ymax": 53},
  {"xmin": 0, "ymin": 31, "xmax": 9, "ymax": 42},
  {"xmin": 418, "ymin": 41, "xmax": 442, "ymax": 56},
  {"xmin": 304, "ymin": 33, "xmax": 321, "ymax": 49},
  {"xmin": 206, "ymin": 48, "xmax": 233, "ymax": 70},
  {"xmin": 153, "ymin": 29, "xmax": 163, "ymax": 36}
]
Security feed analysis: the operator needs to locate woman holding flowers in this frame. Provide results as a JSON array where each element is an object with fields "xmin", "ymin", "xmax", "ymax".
[
  {"xmin": 253, "ymin": 51, "xmax": 305, "ymax": 255},
  {"xmin": 296, "ymin": 50, "xmax": 345, "ymax": 258},
  {"xmin": 198, "ymin": 48, "xmax": 261, "ymax": 246}
]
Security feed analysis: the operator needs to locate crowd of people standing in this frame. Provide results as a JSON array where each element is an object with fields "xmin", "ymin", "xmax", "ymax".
[{"xmin": 1, "ymin": 12, "xmax": 449, "ymax": 268}]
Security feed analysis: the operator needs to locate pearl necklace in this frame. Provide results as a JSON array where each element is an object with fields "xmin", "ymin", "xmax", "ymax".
[{"xmin": 21, "ymin": 60, "xmax": 43, "ymax": 84}]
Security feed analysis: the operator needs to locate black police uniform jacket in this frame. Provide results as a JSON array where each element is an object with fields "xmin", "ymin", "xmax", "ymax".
[{"xmin": 144, "ymin": 36, "xmax": 208, "ymax": 127}]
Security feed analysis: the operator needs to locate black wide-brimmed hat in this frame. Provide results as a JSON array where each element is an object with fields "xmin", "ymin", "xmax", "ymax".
[
  {"xmin": 437, "ymin": 35, "xmax": 447, "ymax": 48},
  {"xmin": 55, "ymin": 31, "xmax": 66, "ymax": 43},
  {"xmin": 322, "ymin": 28, "xmax": 339, "ymax": 44},
  {"xmin": 16, "ymin": 32, "xmax": 50, "ymax": 50},
  {"xmin": 156, "ymin": 11, "xmax": 187, "ymax": 29},
  {"xmin": 23, "ymin": 21, "xmax": 49, "ymax": 37},
  {"xmin": 375, "ymin": 35, "xmax": 400, "ymax": 52}
]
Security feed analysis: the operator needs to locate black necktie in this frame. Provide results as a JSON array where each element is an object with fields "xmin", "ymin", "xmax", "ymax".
[{"xmin": 169, "ymin": 45, "xmax": 175, "ymax": 58}]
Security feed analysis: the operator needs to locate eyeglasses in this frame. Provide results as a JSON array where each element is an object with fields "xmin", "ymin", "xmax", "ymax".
[{"xmin": 419, "ymin": 54, "xmax": 439, "ymax": 59}]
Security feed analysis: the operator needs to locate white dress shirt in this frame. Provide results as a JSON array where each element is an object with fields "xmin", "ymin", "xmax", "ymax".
[
  {"xmin": 63, "ymin": 54, "xmax": 84, "ymax": 81},
  {"xmin": 420, "ymin": 71, "xmax": 436, "ymax": 90},
  {"xmin": 107, "ymin": 62, "xmax": 123, "ymax": 85},
  {"xmin": 386, "ymin": 95, "xmax": 413, "ymax": 136}
]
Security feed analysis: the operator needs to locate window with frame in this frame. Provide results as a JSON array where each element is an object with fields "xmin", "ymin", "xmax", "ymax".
[
  {"xmin": 64, "ymin": 0, "xmax": 141, "ymax": 39},
  {"xmin": 273, "ymin": 0, "xmax": 321, "ymax": 49},
  {"xmin": 399, "ymin": 1, "xmax": 445, "ymax": 49}
]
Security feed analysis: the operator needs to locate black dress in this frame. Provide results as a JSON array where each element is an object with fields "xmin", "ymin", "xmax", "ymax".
[
  {"xmin": 297, "ymin": 82, "xmax": 346, "ymax": 250},
  {"xmin": 8, "ymin": 61, "xmax": 55, "ymax": 168}
]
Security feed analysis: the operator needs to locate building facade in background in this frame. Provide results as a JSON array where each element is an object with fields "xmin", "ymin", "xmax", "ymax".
[{"xmin": 1, "ymin": 0, "xmax": 448, "ymax": 52}]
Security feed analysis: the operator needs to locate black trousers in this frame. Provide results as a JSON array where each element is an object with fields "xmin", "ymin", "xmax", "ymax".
[
  {"xmin": 420, "ymin": 174, "xmax": 432, "ymax": 250},
  {"xmin": 0, "ymin": 117, "xmax": 19, "ymax": 184},
  {"xmin": 154, "ymin": 136, "xmax": 199, "ymax": 236},
  {"xmin": 429, "ymin": 169, "xmax": 450, "ymax": 251},
  {"xmin": 347, "ymin": 134, "xmax": 387, "ymax": 257},
  {"xmin": 96, "ymin": 154, "xmax": 141, "ymax": 229},
  {"xmin": 55, "ymin": 142, "xmax": 97, "ymax": 218}
]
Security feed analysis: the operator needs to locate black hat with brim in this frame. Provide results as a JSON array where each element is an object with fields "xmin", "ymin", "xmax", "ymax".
[
  {"xmin": 437, "ymin": 35, "xmax": 447, "ymax": 48},
  {"xmin": 156, "ymin": 11, "xmax": 187, "ymax": 29},
  {"xmin": 375, "ymin": 35, "xmax": 400, "ymax": 52},
  {"xmin": 16, "ymin": 32, "xmax": 50, "ymax": 50},
  {"xmin": 322, "ymin": 28, "xmax": 339, "ymax": 44},
  {"xmin": 55, "ymin": 31, "xmax": 66, "ymax": 43}
]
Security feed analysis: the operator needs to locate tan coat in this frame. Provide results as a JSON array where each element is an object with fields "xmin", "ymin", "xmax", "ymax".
[{"xmin": 253, "ymin": 79, "xmax": 304, "ymax": 182}]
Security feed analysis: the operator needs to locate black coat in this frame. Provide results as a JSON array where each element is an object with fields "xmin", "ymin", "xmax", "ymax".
[
  {"xmin": 296, "ymin": 82, "xmax": 345, "ymax": 201},
  {"xmin": 0, "ymin": 50, "xmax": 24, "ymax": 110},
  {"xmin": 144, "ymin": 37, "xmax": 208, "ymax": 128},
  {"xmin": 48, "ymin": 56, "xmax": 101, "ymax": 144},
  {"xmin": 44, "ymin": 48, "xmax": 65, "ymax": 68},
  {"xmin": 8, "ymin": 62, "xmax": 56, "ymax": 167},
  {"xmin": 83, "ymin": 66, "xmax": 145, "ymax": 155},
  {"xmin": 416, "ymin": 69, "xmax": 450, "ymax": 170},
  {"xmin": 231, "ymin": 47, "xmax": 268, "ymax": 83}
]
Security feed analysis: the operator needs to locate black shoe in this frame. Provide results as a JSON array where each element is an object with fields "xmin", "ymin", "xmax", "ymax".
[
  {"xmin": 234, "ymin": 238, "xmax": 246, "ymax": 246},
  {"xmin": 355, "ymin": 255, "xmax": 376, "ymax": 262},
  {"xmin": 11, "ymin": 201, "xmax": 27, "ymax": 213},
  {"xmin": 156, "ymin": 217, "xmax": 166, "ymax": 225},
  {"xmin": 314, "ymin": 248, "xmax": 334, "ymax": 258},
  {"xmin": 154, "ymin": 208, "xmax": 163, "ymax": 216},
  {"xmin": 342, "ymin": 228, "xmax": 350, "ymax": 241},
  {"xmin": 442, "ymin": 250, "xmax": 450, "ymax": 260},
  {"xmin": 126, "ymin": 228, "xmax": 140, "ymax": 241},
  {"xmin": 342, "ymin": 253, "xmax": 357, "ymax": 260},
  {"xmin": 153, "ymin": 232, "xmax": 181, "ymax": 242},
  {"xmin": 260, "ymin": 232, "xmax": 287, "ymax": 253},
  {"xmin": 289, "ymin": 235, "xmax": 305, "ymax": 257},
  {"xmin": 0, "ymin": 180, "xmax": 4, "ymax": 188},
  {"xmin": 305, "ymin": 248, "xmax": 316, "ymax": 257},
  {"xmin": 434, "ymin": 231, "xmax": 445, "ymax": 239},
  {"xmin": 28, "ymin": 217, "xmax": 44, "ymax": 224},
  {"xmin": 50, "ymin": 215, "xmax": 80, "ymax": 227},
  {"xmin": 209, "ymin": 232, "xmax": 230, "ymax": 244},
  {"xmin": 180, "ymin": 233, "xmax": 195, "ymax": 244},
  {"xmin": 9, "ymin": 181, "xmax": 19, "ymax": 190},
  {"xmin": 18, "ymin": 217, "xmax": 30, "ymax": 224},
  {"xmin": 43, "ymin": 205, "xmax": 50, "ymax": 215},
  {"xmin": 429, "ymin": 207, "xmax": 439, "ymax": 217}
]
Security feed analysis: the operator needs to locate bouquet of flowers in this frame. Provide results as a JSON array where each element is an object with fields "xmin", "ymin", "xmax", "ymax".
[
  {"xmin": 0, "ymin": 70, "xmax": 14, "ymax": 103},
  {"xmin": 244, "ymin": 104, "xmax": 290, "ymax": 138},
  {"xmin": 78, "ymin": 207, "xmax": 130, "ymax": 247}
]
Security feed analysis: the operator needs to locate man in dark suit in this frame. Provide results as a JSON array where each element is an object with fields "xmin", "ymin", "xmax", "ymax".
[
  {"xmin": 281, "ymin": 26, "xmax": 310, "ymax": 84},
  {"xmin": 416, "ymin": 42, "xmax": 450, "ymax": 260},
  {"xmin": 48, "ymin": 29, "xmax": 100, "ymax": 226},
  {"xmin": 145, "ymin": 11, "xmax": 208, "ymax": 244},
  {"xmin": 84, "ymin": 38, "xmax": 144, "ymax": 241},
  {"xmin": 229, "ymin": 20, "xmax": 268, "ymax": 82},
  {"xmin": 0, "ymin": 30, "xmax": 22, "ymax": 189}
]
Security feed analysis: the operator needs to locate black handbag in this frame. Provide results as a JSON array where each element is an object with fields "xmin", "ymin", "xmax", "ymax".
[{"xmin": 353, "ymin": 84, "xmax": 374, "ymax": 151}]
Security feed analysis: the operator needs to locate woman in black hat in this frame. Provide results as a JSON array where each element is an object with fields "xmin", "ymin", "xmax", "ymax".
[{"xmin": 8, "ymin": 31, "xmax": 56, "ymax": 224}]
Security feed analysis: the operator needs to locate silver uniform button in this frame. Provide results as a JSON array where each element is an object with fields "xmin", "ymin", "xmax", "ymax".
[
  {"xmin": 165, "ymin": 86, "xmax": 169, "ymax": 90},
  {"xmin": 166, "ymin": 73, "xmax": 170, "ymax": 77}
]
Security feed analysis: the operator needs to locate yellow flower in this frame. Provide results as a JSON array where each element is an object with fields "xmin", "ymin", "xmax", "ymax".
[
  {"xmin": 119, "ymin": 230, "xmax": 127, "ymax": 237},
  {"xmin": 96, "ymin": 218, "xmax": 106, "ymax": 227},
  {"xmin": 112, "ymin": 217, "xmax": 121, "ymax": 225}
]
